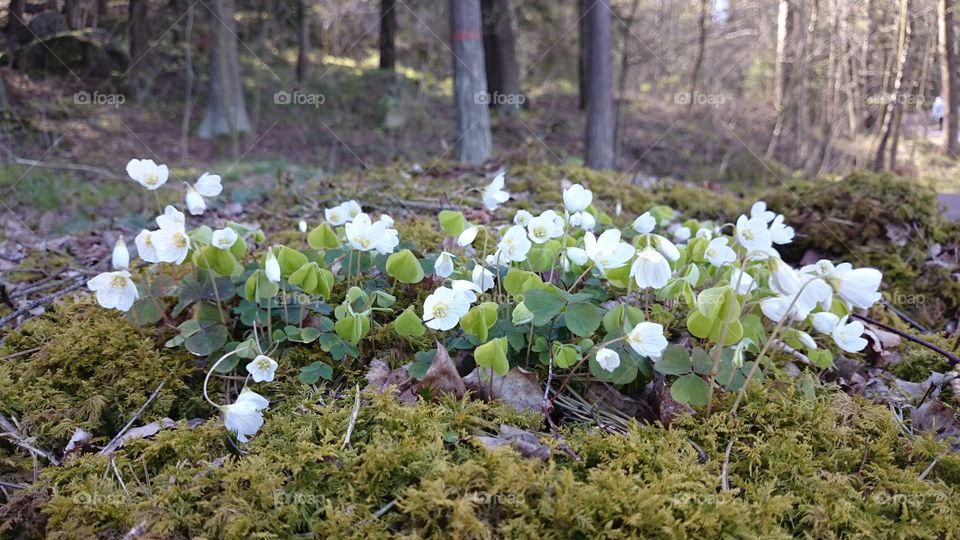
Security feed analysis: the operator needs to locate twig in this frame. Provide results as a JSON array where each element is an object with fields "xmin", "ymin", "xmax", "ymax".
[
  {"xmin": 853, "ymin": 313, "xmax": 960, "ymax": 366},
  {"xmin": 341, "ymin": 384, "xmax": 361, "ymax": 450},
  {"xmin": 0, "ymin": 414, "xmax": 59, "ymax": 466},
  {"xmin": 721, "ymin": 439, "xmax": 734, "ymax": 491},
  {"xmin": 110, "ymin": 457, "xmax": 130, "ymax": 497},
  {"xmin": 99, "ymin": 381, "xmax": 165, "ymax": 456},
  {"xmin": 919, "ymin": 458, "xmax": 939, "ymax": 481},
  {"xmin": 0, "ymin": 347, "xmax": 41, "ymax": 361},
  {"xmin": 772, "ymin": 340, "xmax": 811, "ymax": 365},
  {"xmin": 122, "ymin": 521, "xmax": 150, "ymax": 540},
  {"xmin": 0, "ymin": 278, "xmax": 85, "ymax": 328},
  {"xmin": 881, "ymin": 299, "xmax": 930, "ymax": 334},
  {"xmin": 370, "ymin": 498, "xmax": 398, "ymax": 520}
]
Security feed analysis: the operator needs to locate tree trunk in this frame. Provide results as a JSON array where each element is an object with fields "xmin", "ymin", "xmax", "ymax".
[
  {"xmin": 875, "ymin": 0, "xmax": 912, "ymax": 170},
  {"xmin": 379, "ymin": 0, "xmax": 397, "ymax": 71},
  {"xmin": 766, "ymin": 0, "xmax": 793, "ymax": 159},
  {"xmin": 481, "ymin": 0, "xmax": 523, "ymax": 113},
  {"xmin": 940, "ymin": 0, "xmax": 959, "ymax": 155},
  {"xmin": 449, "ymin": 0, "xmax": 492, "ymax": 164},
  {"xmin": 687, "ymin": 0, "xmax": 709, "ymax": 111},
  {"xmin": 585, "ymin": 0, "xmax": 614, "ymax": 169},
  {"xmin": 578, "ymin": 0, "xmax": 589, "ymax": 110},
  {"xmin": 3, "ymin": 0, "xmax": 25, "ymax": 36},
  {"xmin": 198, "ymin": 0, "xmax": 252, "ymax": 142},
  {"xmin": 128, "ymin": 0, "xmax": 150, "ymax": 68},
  {"xmin": 614, "ymin": 0, "xmax": 641, "ymax": 156},
  {"xmin": 296, "ymin": 0, "xmax": 310, "ymax": 83}
]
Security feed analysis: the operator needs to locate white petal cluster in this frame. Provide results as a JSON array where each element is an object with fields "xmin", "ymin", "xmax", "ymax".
[
  {"xmin": 482, "ymin": 172, "xmax": 510, "ymax": 211},
  {"xmin": 422, "ymin": 286, "xmax": 471, "ymax": 330}
]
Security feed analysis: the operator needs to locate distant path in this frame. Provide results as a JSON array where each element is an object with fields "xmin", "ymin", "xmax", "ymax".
[{"xmin": 938, "ymin": 194, "xmax": 960, "ymax": 220}]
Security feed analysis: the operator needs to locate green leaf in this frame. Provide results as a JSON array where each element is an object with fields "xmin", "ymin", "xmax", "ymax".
[
  {"xmin": 589, "ymin": 352, "xmax": 638, "ymax": 384},
  {"xmin": 523, "ymin": 288, "xmax": 564, "ymax": 326},
  {"xmin": 696, "ymin": 287, "xmax": 726, "ymax": 319},
  {"xmin": 335, "ymin": 314, "xmax": 370, "ymax": 345},
  {"xmin": 670, "ymin": 374, "xmax": 710, "ymax": 406},
  {"xmin": 394, "ymin": 306, "xmax": 426, "ymax": 337},
  {"xmin": 565, "ymin": 302, "xmax": 601, "ymax": 337},
  {"xmin": 126, "ymin": 297, "xmax": 164, "ymax": 326},
  {"xmin": 307, "ymin": 222, "xmax": 339, "ymax": 249},
  {"xmin": 552, "ymin": 343, "xmax": 579, "ymax": 368},
  {"xmin": 275, "ymin": 246, "xmax": 308, "ymax": 278},
  {"xmin": 244, "ymin": 270, "xmax": 279, "ymax": 301},
  {"xmin": 474, "ymin": 337, "xmax": 509, "ymax": 375},
  {"xmin": 602, "ymin": 303, "xmax": 644, "ymax": 333},
  {"xmin": 655, "ymin": 344, "xmax": 692, "ymax": 375},
  {"xmin": 298, "ymin": 361, "xmax": 333, "ymax": 385},
  {"xmin": 459, "ymin": 302, "xmax": 498, "ymax": 342},
  {"xmin": 385, "ymin": 249, "xmax": 425, "ymax": 283},
  {"xmin": 503, "ymin": 268, "xmax": 542, "ymax": 296},
  {"xmin": 691, "ymin": 347, "xmax": 713, "ymax": 374},
  {"xmin": 438, "ymin": 210, "xmax": 468, "ymax": 236},
  {"xmin": 184, "ymin": 322, "xmax": 228, "ymax": 356},
  {"xmin": 808, "ymin": 349, "xmax": 833, "ymax": 369}
]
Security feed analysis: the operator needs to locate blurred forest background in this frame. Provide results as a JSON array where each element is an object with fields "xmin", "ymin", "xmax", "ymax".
[{"xmin": 1, "ymin": 0, "xmax": 960, "ymax": 235}]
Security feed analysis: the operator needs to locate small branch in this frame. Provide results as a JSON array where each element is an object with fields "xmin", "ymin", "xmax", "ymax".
[
  {"xmin": 0, "ymin": 414, "xmax": 60, "ymax": 466},
  {"xmin": 99, "ymin": 381, "xmax": 165, "ymax": 456},
  {"xmin": 341, "ymin": 384, "xmax": 361, "ymax": 450},
  {"xmin": 721, "ymin": 439, "xmax": 734, "ymax": 491},
  {"xmin": 0, "ymin": 278, "xmax": 85, "ymax": 328},
  {"xmin": 0, "ymin": 347, "xmax": 41, "ymax": 361},
  {"xmin": 852, "ymin": 313, "xmax": 960, "ymax": 366}
]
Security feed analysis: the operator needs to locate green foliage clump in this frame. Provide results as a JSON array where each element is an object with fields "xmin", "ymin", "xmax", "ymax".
[
  {"xmin": 7, "ymin": 381, "xmax": 956, "ymax": 539},
  {"xmin": 0, "ymin": 301, "xmax": 201, "ymax": 453},
  {"xmin": 889, "ymin": 333, "xmax": 955, "ymax": 382}
]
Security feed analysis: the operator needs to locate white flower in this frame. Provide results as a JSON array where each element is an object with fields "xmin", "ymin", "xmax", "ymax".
[
  {"xmin": 156, "ymin": 205, "xmax": 185, "ymax": 229},
  {"xmin": 563, "ymin": 183, "xmax": 593, "ymax": 213},
  {"xmin": 527, "ymin": 210, "xmax": 564, "ymax": 244},
  {"xmin": 569, "ymin": 211, "xmax": 596, "ymax": 231},
  {"xmin": 827, "ymin": 265, "xmax": 882, "ymax": 309},
  {"xmin": 566, "ymin": 247, "xmax": 589, "ymax": 266},
  {"xmin": 223, "ymin": 388, "xmax": 269, "ymax": 443},
  {"xmin": 482, "ymin": 172, "xmax": 510, "ymax": 211},
  {"xmin": 672, "ymin": 225, "xmax": 691, "ymax": 242},
  {"xmin": 345, "ymin": 213, "xmax": 389, "ymax": 252},
  {"xmin": 451, "ymin": 279, "xmax": 481, "ymax": 304},
  {"xmin": 457, "ymin": 226, "xmax": 479, "ymax": 247},
  {"xmin": 422, "ymin": 286, "xmax": 470, "ymax": 330},
  {"xmin": 769, "ymin": 258, "xmax": 802, "ymax": 296},
  {"xmin": 729, "ymin": 268, "xmax": 757, "ymax": 295},
  {"xmin": 135, "ymin": 229, "xmax": 158, "ymax": 263},
  {"xmin": 195, "ymin": 172, "xmax": 222, "ymax": 197},
  {"xmin": 595, "ymin": 348, "xmax": 620, "ymax": 372},
  {"xmin": 185, "ymin": 186, "xmax": 206, "ymax": 215},
  {"xmin": 750, "ymin": 201, "xmax": 776, "ymax": 223},
  {"xmin": 265, "ymin": 251, "xmax": 281, "ymax": 283},
  {"xmin": 212, "ymin": 228, "xmax": 238, "ymax": 249},
  {"xmin": 704, "ymin": 237, "xmax": 736, "ymax": 267},
  {"xmin": 632, "ymin": 212, "xmax": 656, "ymax": 234},
  {"xmin": 298, "ymin": 220, "xmax": 308, "ymax": 233},
  {"xmin": 811, "ymin": 311, "xmax": 840, "ymax": 334},
  {"xmin": 112, "ymin": 236, "xmax": 129, "ymax": 270},
  {"xmin": 735, "ymin": 214, "xmax": 773, "ymax": 253},
  {"xmin": 797, "ymin": 331, "xmax": 817, "ymax": 350},
  {"xmin": 584, "ymin": 230, "xmax": 635, "ymax": 272},
  {"xmin": 626, "ymin": 322, "xmax": 669, "ymax": 358},
  {"xmin": 87, "ymin": 270, "xmax": 139, "ymax": 312},
  {"xmin": 325, "ymin": 200, "xmax": 362, "ymax": 226},
  {"xmin": 472, "ymin": 265, "xmax": 495, "ymax": 292},
  {"xmin": 760, "ymin": 295, "xmax": 807, "ymax": 323},
  {"xmin": 373, "ymin": 226, "xmax": 400, "ymax": 255},
  {"xmin": 246, "ymin": 354, "xmax": 278, "ymax": 383},
  {"xmin": 769, "ymin": 214, "xmax": 795, "ymax": 245},
  {"xmin": 152, "ymin": 222, "xmax": 190, "ymax": 264},
  {"xmin": 513, "ymin": 209, "xmax": 533, "ymax": 226},
  {"xmin": 498, "ymin": 225, "xmax": 532, "ymax": 262},
  {"xmin": 630, "ymin": 247, "xmax": 671, "ymax": 289},
  {"xmin": 126, "ymin": 158, "xmax": 168, "ymax": 190},
  {"xmin": 832, "ymin": 316, "xmax": 868, "ymax": 353},
  {"xmin": 486, "ymin": 250, "xmax": 510, "ymax": 268},
  {"xmin": 652, "ymin": 235, "xmax": 680, "ymax": 262},
  {"xmin": 379, "ymin": 214, "xmax": 395, "ymax": 227},
  {"xmin": 435, "ymin": 251, "xmax": 455, "ymax": 278}
]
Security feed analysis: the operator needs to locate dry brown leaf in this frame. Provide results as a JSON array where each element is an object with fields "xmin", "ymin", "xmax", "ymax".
[
  {"xmin": 476, "ymin": 424, "xmax": 550, "ymax": 460},
  {"xmin": 463, "ymin": 367, "xmax": 543, "ymax": 414},
  {"xmin": 418, "ymin": 342, "xmax": 466, "ymax": 399}
]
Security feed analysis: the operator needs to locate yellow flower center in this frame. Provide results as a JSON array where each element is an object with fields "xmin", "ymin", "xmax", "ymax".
[
  {"xmin": 144, "ymin": 174, "xmax": 159, "ymax": 186},
  {"xmin": 356, "ymin": 236, "xmax": 371, "ymax": 249},
  {"xmin": 174, "ymin": 233, "xmax": 188, "ymax": 249},
  {"xmin": 255, "ymin": 358, "xmax": 272, "ymax": 371},
  {"xmin": 110, "ymin": 275, "xmax": 127, "ymax": 288},
  {"xmin": 533, "ymin": 226, "xmax": 546, "ymax": 239},
  {"xmin": 431, "ymin": 303, "xmax": 449, "ymax": 319},
  {"xmin": 742, "ymin": 229, "xmax": 754, "ymax": 241},
  {"xmin": 330, "ymin": 212, "xmax": 340, "ymax": 222}
]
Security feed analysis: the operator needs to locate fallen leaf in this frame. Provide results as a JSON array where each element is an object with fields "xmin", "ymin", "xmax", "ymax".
[
  {"xmin": 912, "ymin": 399, "xmax": 960, "ymax": 448},
  {"xmin": 63, "ymin": 428, "xmax": 92, "ymax": 456},
  {"xmin": 418, "ymin": 342, "xmax": 466, "ymax": 399},
  {"xmin": 652, "ymin": 373, "xmax": 695, "ymax": 427},
  {"xmin": 476, "ymin": 424, "xmax": 550, "ymax": 459},
  {"xmin": 363, "ymin": 359, "xmax": 417, "ymax": 404},
  {"xmin": 463, "ymin": 367, "xmax": 543, "ymax": 414}
]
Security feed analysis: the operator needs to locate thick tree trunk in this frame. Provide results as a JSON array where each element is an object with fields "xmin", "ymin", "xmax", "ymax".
[
  {"xmin": 585, "ymin": 0, "xmax": 614, "ymax": 169},
  {"xmin": 875, "ymin": 0, "xmax": 911, "ymax": 170},
  {"xmin": 296, "ymin": 0, "xmax": 309, "ymax": 83},
  {"xmin": 4, "ymin": 0, "xmax": 26, "ymax": 35},
  {"xmin": 449, "ymin": 0, "xmax": 492, "ymax": 164},
  {"xmin": 940, "ymin": 0, "xmax": 959, "ymax": 155},
  {"xmin": 198, "ymin": 0, "xmax": 252, "ymax": 141},
  {"xmin": 481, "ymin": 0, "xmax": 523, "ymax": 113},
  {"xmin": 379, "ymin": 0, "xmax": 397, "ymax": 71},
  {"xmin": 128, "ymin": 0, "xmax": 150, "ymax": 68}
]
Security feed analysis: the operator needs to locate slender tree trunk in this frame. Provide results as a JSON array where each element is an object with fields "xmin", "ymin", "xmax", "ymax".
[
  {"xmin": 180, "ymin": 2, "xmax": 195, "ymax": 163},
  {"xmin": 585, "ymin": 0, "xmax": 614, "ymax": 169},
  {"xmin": 862, "ymin": 0, "xmax": 880, "ymax": 131},
  {"xmin": 578, "ymin": 0, "xmax": 589, "ymax": 110},
  {"xmin": 687, "ymin": 0, "xmax": 709, "ymax": 111},
  {"xmin": 875, "ymin": 0, "xmax": 912, "ymax": 170},
  {"xmin": 129, "ymin": 0, "xmax": 150, "ymax": 67},
  {"xmin": 614, "ymin": 0, "xmax": 641, "ymax": 155},
  {"xmin": 449, "ymin": 0, "xmax": 492, "ymax": 164},
  {"xmin": 3, "ymin": 0, "xmax": 25, "ymax": 36},
  {"xmin": 940, "ymin": 0, "xmax": 959, "ymax": 155},
  {"xmin": 198, "ymin": 0, "xmax": 252, "ymax": 145},
  {"xmin": 296, "ymin": 0, "xmax": 310, "ymax": 83},
  {"xmin": 481, "ymin": 0, "xmax": 523, "ymax": 113},
  {"xmin": 766, "ymin": 0, "xmax": 793, "ymax": 159},
  {"xmin": 379, "ymin": 0, "xmax": 397, "ymax": 71}
]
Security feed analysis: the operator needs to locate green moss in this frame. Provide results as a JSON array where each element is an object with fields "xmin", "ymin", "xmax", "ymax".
[
  {"xmin": 0, "ymin": 380, "xmax": 951, "ymax": 539},
  {"xmin": 889, "ymin": 333, "xmax": 955, "ymax": 382}
]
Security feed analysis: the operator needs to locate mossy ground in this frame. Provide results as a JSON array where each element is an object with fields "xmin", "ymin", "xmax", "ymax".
[{"xmin": 3, "ymin": 164, "xmax": 960, "ymax": 538}]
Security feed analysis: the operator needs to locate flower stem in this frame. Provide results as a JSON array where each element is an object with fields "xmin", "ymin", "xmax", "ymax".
[{"xmin": 203, "ymin": 348, "xmax": 241, "ymax": 409}]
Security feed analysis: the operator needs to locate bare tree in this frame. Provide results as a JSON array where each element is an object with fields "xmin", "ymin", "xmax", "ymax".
[
  {"xmin": 128, "ymin": 0, "xmax": 149, "ymax": 67},
  {"xmin": 940, "ymin": 0, "xmax": 959, "ymax": 155},
  {"xmin": 379, "ymin": 0, "xmax": 397, "ymax": 71},
  {"xmin": 482, "ymin": 0, "xmax": 523, "ymax": 113},
  {"xmin": 585, "ymin": 0, "xmax": 614, "ymax": 169},
  {"xmin": 449, "ymin": 0, "xmax": 492, "ymax": 164},
  {"xmin": 3, "ymin": 0, "xmax": 26, "ymax": 36},
  {"xmin": 874, "ymin": 0, "xmax": 911, "ymax": 170},
  {"xmin": 766, "ymin": 0, "xmax": 794, "ymax": 159},
  {"xmin": 296, "ymin": 0, "xmax": 310, "ymax": 83},
  {"xmin": 198, "ymin": 0, "xmax": 252, "ymax": 145}
]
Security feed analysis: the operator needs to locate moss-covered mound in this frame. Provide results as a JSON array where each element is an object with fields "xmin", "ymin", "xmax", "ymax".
[{"xmin": 0, "ymin": 382, "xmax": 952, "ymax": 539}]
